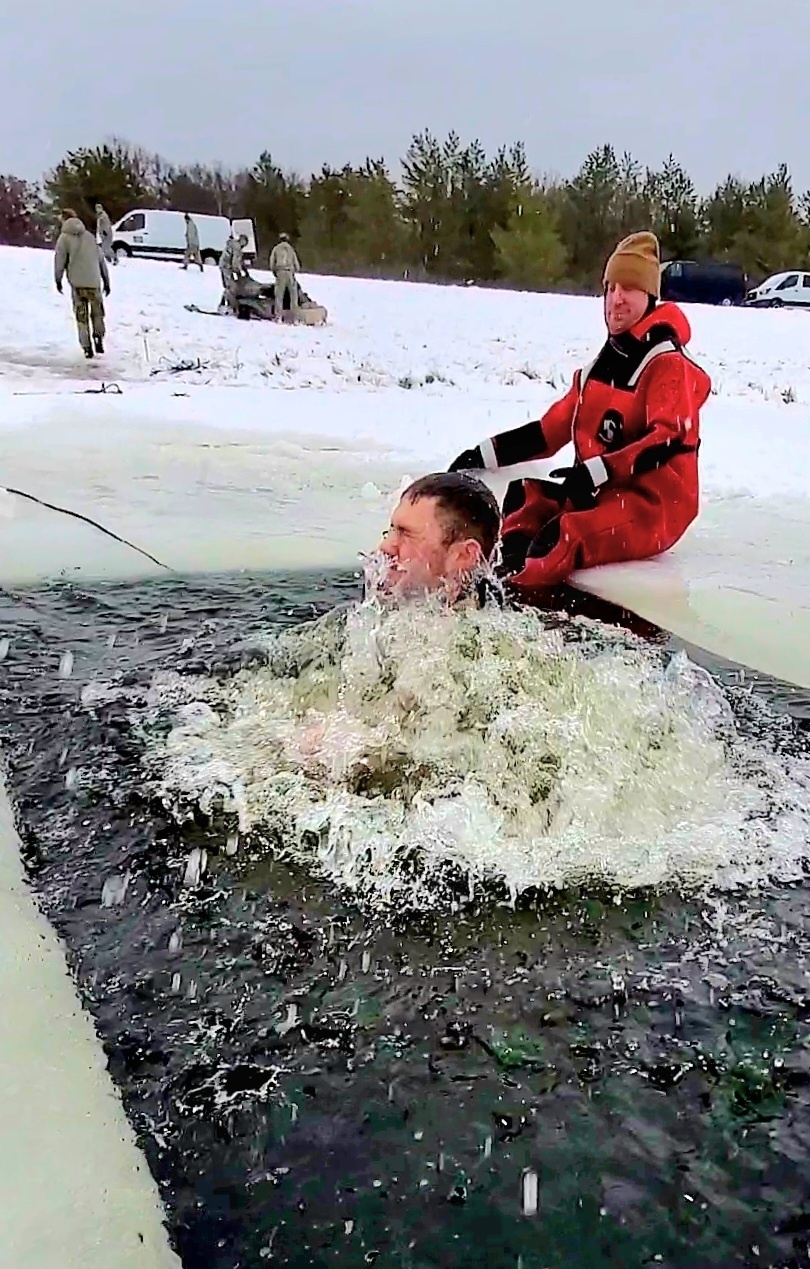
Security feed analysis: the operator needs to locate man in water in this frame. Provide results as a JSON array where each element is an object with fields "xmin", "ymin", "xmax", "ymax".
[
  {"xmin": 376, "ymin": 472, "xmax": 501, "ymax": 601},
  {"xmin": 216, "ymin": 473, "xmax": 501, "ymax": 676},
  {"xmin": 448, "ymin": 231, "xmax": 712, "ymax": 592}
]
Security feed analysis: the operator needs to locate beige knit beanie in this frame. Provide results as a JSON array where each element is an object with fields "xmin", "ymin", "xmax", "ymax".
[{"xmin": 603, "ymin": 231, "xmax": 661, "ymax": 298}]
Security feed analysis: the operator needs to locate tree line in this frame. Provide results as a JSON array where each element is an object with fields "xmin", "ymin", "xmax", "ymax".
[{"xmin": 1, "ymin": 134, "xmax": 809, "ymax": 290}]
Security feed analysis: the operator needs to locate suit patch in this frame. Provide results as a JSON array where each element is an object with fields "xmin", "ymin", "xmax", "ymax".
[{"xmin": 596, "ymin": 409, "xmax": 624, "ymax": 449}]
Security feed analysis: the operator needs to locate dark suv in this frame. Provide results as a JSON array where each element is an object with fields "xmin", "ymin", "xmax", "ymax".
[{"xmin": 660, "ymin": 260, "xmax": 748, "ymax": 306}]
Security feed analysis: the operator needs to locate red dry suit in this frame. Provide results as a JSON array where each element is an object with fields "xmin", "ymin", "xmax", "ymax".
[{"xmin": 489, "ymin": 303, "xmax": 711, "ymax": 591}]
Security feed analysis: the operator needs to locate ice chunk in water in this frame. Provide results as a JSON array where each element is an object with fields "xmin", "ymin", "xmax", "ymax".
[
  {"xmin": 101, "ymin": 873, "xmax": 130, "ymax": 908},
  {"xmin": 183, "ymin": 846, "xmax": 207, "ymax": 887},
  {"xmin": 521, "ymin": 1169, "xmax": 539, "ymax": 1216}
]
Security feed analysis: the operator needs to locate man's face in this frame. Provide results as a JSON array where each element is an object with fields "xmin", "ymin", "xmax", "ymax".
[
  {"xmin": 377, "ymin": 495, "xmax": 480, "ymax": 595},
  {"xmin": 605, "ymin": 282, "xmax": 649, "ymax": 336}
]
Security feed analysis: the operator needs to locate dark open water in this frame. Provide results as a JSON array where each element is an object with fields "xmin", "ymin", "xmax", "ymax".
[{"xmin": 2, "ymin": 572, "xmax": 810, "ymax": 1269}]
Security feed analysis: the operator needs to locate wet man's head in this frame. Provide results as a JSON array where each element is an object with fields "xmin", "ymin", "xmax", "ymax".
[{"xmin": 378, "ymin": 472, "xmax": 501, "ymax": 596}]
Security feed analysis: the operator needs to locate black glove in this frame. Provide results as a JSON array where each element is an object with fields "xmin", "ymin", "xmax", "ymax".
[
  {"xmin": 55, "ymin": 281, "xmax": 63, "ymax": 294},
  {"xmin": 448, "ymin": 445, "xmax": 485, "ymax": 472},
  {"xmin": 103, "ymin": 283, "xmax": 111, "ymax": 297},
  {"xmin": 549, "ymin": 464, "xmax": 601, "ymax": 511}
]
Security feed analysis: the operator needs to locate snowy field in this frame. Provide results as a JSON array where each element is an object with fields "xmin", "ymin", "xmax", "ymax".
[{"xmin": 1, "ymin": 245, "xmax": 810, "ymax": 684}]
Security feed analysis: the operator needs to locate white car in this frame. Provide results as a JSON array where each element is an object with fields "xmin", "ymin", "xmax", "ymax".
[
  {"xmin": 110, "ymin": 209, "xmax": 257, "ymax": 266},
  {"xmin": 745, "ymin": 270, "xmax": 810, "ymax": 308}
]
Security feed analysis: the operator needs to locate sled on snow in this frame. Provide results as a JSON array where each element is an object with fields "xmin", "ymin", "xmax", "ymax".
[{"xmin": 185, "ymin": 273, "xmax": 327, "ymax": 326}]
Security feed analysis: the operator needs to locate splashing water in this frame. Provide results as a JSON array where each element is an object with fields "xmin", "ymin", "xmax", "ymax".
[{"xmin": 140, "ymin": 597, "xmax": 810, "ymax": 910}]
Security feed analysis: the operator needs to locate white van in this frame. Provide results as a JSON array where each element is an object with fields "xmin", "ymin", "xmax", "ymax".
[
  {"xmin": 745, "ymin": 270, "xmax": 810, "ymax": 309},
  {"xmin": 110, "ymin": 209, "xmax": 257, "ymax": 265}
]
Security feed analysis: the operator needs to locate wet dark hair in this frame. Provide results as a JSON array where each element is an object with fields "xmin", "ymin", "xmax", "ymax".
[{"xmin": 403, "ymin": 472, "xmax": 501, "ymax": 560}]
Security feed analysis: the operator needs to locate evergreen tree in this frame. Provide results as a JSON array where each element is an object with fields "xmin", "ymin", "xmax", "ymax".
[
  {"xmin": 244, "ymin": 152, "xmax": 306, "ymax": 258},
  {"xmin": 296, "ymin": 164, "xmax": 355, "ymax": 271},
  {"xmin": 44, "ymin": 140, "xmax": 157, "ymax": 223},
  {"xmin": 402, "ymin": 131, "xmax": 459, "ymax": 276},
  {"xmin": 344, "ymin": 159, "xmax": 409, "ymax": 273},
  {"xmin": 644, "ymin": 156, "xmax": 701, "ymax": 259},
  {"xmin": 560, "ymin": 144, "xmax": 626, "ymax": 285},
  {"xmin": 492, "ymin": 186, "xmax": 568, "ymax": 289}
]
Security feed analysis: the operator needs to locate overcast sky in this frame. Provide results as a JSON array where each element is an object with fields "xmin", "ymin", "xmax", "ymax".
[{"xmin": 3, "ymin": 0, "xmax": 810, "ymax": 192}]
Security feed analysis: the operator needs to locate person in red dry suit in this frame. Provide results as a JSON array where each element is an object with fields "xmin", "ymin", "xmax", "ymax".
[{"xmin": 448, "ymin": 231, "xmax": 712, "ymax": 592}]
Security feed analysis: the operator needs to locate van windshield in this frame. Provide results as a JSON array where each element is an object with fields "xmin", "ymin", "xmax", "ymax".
[{"xmin": 118, "ymin": 213, "xmax": 145, "ymax": 232}]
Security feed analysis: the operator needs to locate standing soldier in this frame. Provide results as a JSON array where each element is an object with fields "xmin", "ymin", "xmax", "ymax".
[
  {"xmin": 269, "ymin": 232, "xmax": 301, "ymax": 321},
  {"xmin": 218, "ymin": 229, "xmax": 249, "ymax": 312},
  {"xmin": 54, "ymin": 209, "xmax": 111, "ymax": 359},
  {"xmin": 95, "ymin": 203, "xmax": 115, "ymax": 264},
  {"xmin": 182, "ymin": 212, "xmax": 204, "ymax": 271}
]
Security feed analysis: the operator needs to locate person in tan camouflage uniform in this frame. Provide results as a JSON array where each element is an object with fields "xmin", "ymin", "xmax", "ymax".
[
  {"xmin": 95, "ymin": 203, "xmax": 115, "ymax": 264},
  {"xmin": 54, "ymin": 210, "xmax": 111, "ymax": 359},
  {"xmin": 182, "ymin": 213, "xmax": 204, "ymax": 271},
  {"xmin": 269, "ymin": 232, "xmax": 301, "ymax": 321},
  {"xmin": 218, "ymin": 230, "xmax": 249, "ymax": 312}
]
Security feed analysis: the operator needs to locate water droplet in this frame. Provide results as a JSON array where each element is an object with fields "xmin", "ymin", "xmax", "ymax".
[
  {"xmin": 101, "ymin": 873, "xmax": 130, "ymax": 908},
  {"xmin": 169, "ymin": 930, "xmax": 182, "ymax": 954},
  {"xmin": 65, "ymin": 766, "xmax": 79, "ymax": 792},
  {"xmin": 279, "ymin": 1003, "xmax": 298, "ymax": 1035},
  {"xmin": 226, "ymin": 833, "xmax": 239, "ymax": 856},
  {"xmin": 58, "ymin": 650, "xmax": 74, "ymax": 679},
  {"xmin": 521, "ymin": 1168, "xmax": 539, "ymax": 1216},
  {"xmin": 361, "ymin": 949, "xmax": 371, "ymax": 973},
  {"xmin": 107, "ymin": 633, "xmax": 117, "ymax": 649},
  {"xmin": 183, "ymin": 847, "xmax": 207, "ymax": 887},
  {"xmin": 171, "ymin": 972, "xmax": 182, "ymax": 994},
  {"xmin": 0, "ymin": 637, "xmax": 9, "ymax": 662},
  {"xmin": 159, "ymin": 613, "xmax": 169, "ymax": 634}
]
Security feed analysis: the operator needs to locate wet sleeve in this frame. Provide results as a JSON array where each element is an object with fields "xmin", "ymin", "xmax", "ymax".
[
  {"xmin": 487, "ymin": 374, "xmax": 579, "ymax": 468},
  {"xmin": 603, "ymin": 353, "xmax": 700, "ymax": 485}
]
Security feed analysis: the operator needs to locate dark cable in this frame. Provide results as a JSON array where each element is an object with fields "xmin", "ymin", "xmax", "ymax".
[{"xmin": 1, "ymin": 486, "xmax": 172, "ymax": 573}]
